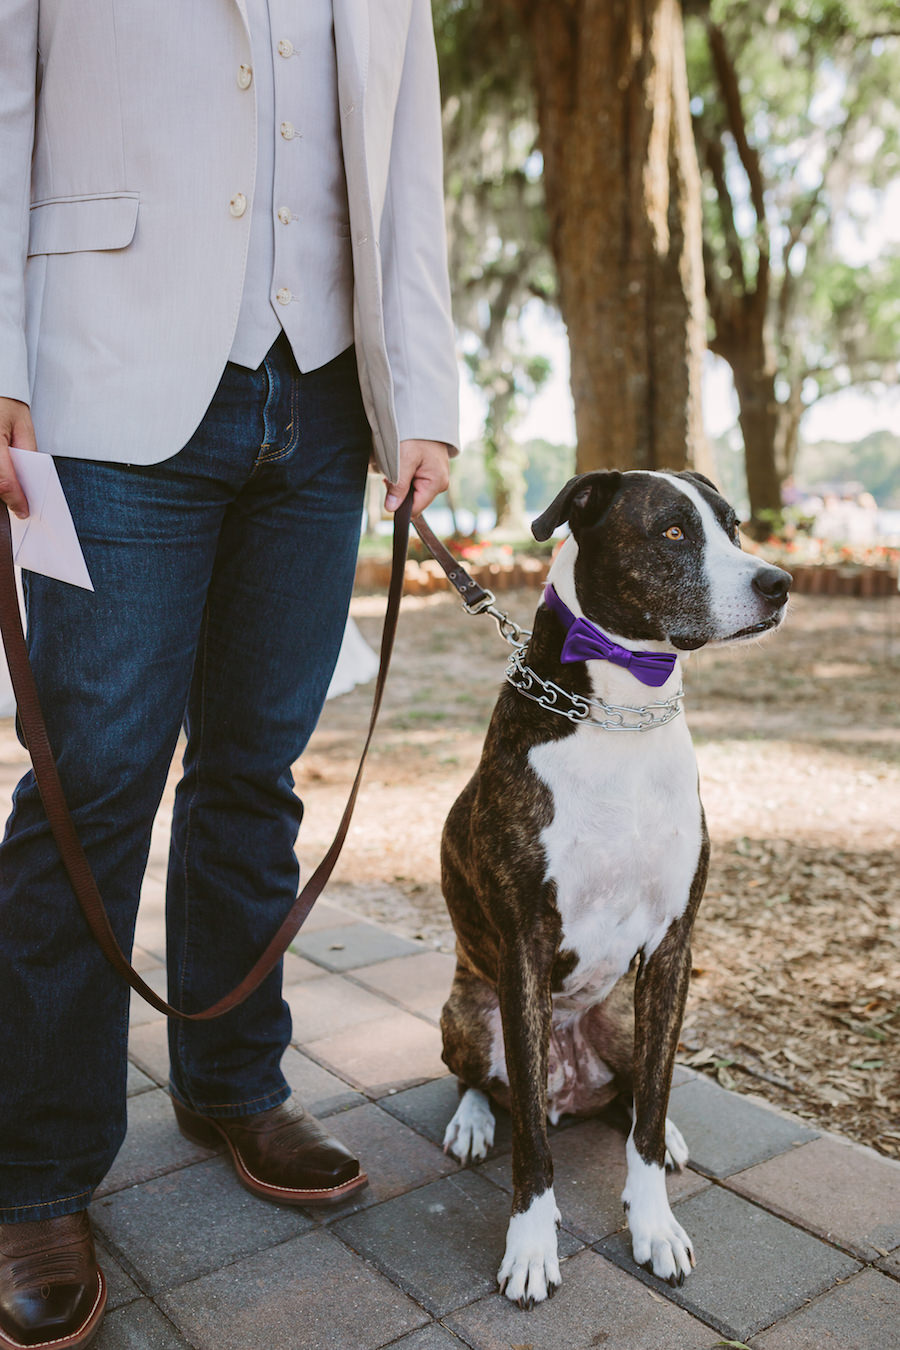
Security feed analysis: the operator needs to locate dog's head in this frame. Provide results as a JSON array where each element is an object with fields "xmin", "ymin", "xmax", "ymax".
[{"xmin": 532, "ymin": 469, "xmax": 791, "ymax": 650}]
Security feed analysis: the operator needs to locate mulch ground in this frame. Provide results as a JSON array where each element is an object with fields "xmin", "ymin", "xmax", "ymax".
[{"xmin": 297, "ymin": 586, "xmax": 900, "ymax": 1159}]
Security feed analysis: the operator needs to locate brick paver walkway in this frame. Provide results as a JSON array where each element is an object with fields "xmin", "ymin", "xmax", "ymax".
[
  {"xmin": 83, "ymin": 885, "xmax": 898, "ymax": 1350},
  {"xmin": 2, "ymin": 738, "xmax": 898, "ymax": 1349}
]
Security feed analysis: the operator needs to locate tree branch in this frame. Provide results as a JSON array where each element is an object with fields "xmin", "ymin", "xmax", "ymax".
[
  {"xmin": 699, "ymin": 127, "xmax": 747, "ymax": 292},
  {"xmin": 706, "ymin": 18, "xmax": 769, "ymax": 290}
]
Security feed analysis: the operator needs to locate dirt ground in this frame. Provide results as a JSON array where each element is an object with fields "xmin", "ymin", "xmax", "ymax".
[{"xmin": 299, "ymin": 586, "xmax": 900, "ymax": 1159}]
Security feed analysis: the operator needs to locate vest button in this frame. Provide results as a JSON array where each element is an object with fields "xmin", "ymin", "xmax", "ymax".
[
  {"xmin": 277, "ymin": 38, "xmax": 294, "ymax": 58},
  {"xmin": 237, "ymin": 64, "xmax": 253, "ymax": 90},
  {"xmin": 276, "ymin": 287, "xmax": 292, "ymax": 306},
  {"xmin": 229, "ymin": 193, "xmax": 247, "ymax": 218}
]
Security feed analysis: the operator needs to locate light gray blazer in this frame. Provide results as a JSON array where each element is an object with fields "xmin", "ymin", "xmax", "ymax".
[{"xmin": 0, "ymin": 0, "xmax": 459, "ymax": 481}]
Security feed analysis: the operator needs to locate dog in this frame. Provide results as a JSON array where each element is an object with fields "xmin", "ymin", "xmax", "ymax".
[{"xmin": 438, "ymin": 469, "xmax": 791, "ymax": 1307}]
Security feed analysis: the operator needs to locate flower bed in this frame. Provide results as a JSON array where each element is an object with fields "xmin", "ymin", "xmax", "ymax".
[
  {"xmin": 354, "ymin": 554, "xmax": 549, "ymax": 596},
  {"xmin": 746, "ymin": 537, "xmax": 899, "ymax": 597},
  {"xmin": 785, "ymin": 565, "xmax": 897, "ymax": 596},
  {"xmin": 354, "ymin": 536, "xmax": 899, "ymax": 598}
]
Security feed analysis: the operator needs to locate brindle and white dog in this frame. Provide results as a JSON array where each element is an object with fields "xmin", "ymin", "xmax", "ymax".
[{"xmin": 439, "ymin": 469, "xmax": 791, "ymax": 1308}]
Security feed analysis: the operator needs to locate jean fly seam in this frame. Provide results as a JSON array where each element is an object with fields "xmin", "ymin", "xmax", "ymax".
[
  {"xmin": 253, "ymin": 353, "xmax": 280, "ymax": 470},
  {"xmin": 254, "ymin": 371, "xmax": 301, "ymax": 467}
]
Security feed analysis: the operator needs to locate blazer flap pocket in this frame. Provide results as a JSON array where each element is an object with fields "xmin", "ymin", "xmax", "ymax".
[{"xmin": 28, "ymin": 193, "xmax": 140, "ymax": 257}]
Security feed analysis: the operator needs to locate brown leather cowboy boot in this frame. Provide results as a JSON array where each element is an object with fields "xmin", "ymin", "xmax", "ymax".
[
  {"xmin": 0, "ymin": 1211, "xmax": 106, "ymax": 1349},
  {"xmin": 173, "ymin": 1097, "xmax": 367, "ymax": 1205}
]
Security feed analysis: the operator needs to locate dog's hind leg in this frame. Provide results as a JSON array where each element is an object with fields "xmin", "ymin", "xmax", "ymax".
[
  {"xmin": 440, "ymin": 964, "xmax": 505, "ymax": 1164},
  {"xmin": 444, "ymin": 1087, "xmax": 495, "ymax": 1163}
]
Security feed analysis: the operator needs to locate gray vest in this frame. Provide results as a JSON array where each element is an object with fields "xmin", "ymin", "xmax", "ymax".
[{"xmin": 229, "ymin": 0, "xmax": 354, "ymax": 372}]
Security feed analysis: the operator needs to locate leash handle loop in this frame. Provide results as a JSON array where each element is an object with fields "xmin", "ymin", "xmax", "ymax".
[{"xmin": 0, "ymin": 493, "xmax": 412, "ymax": 1021}]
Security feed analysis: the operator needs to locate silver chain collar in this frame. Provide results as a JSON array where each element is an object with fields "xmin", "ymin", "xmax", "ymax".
[{"xmin": 505, "ymin": 645, "xmax": 684, "ymax": 732}]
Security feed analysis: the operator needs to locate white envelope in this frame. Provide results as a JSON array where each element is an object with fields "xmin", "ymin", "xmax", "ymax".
[{"xmin": 7, "ymin": 447, "xmax": 94, "ymax": 591}]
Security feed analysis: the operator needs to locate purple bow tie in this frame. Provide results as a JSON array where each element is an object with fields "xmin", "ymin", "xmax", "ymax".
[{"xmin": 543, "ymin": 585, "xmax": 677, "ymax": 688}]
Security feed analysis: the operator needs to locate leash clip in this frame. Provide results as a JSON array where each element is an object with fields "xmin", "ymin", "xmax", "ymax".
[
  {"xmin": 413, "ymin": 516, "xmax": 532, "ymax": 648},
  {"xmin": 463, "ymin": 590, "xmax": 532, "ymax": 648}
]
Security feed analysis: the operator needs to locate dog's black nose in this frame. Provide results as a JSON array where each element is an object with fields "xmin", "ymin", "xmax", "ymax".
[{"xmin": 752, "ymin": 566, "xmax": 792, "ymax": 603}]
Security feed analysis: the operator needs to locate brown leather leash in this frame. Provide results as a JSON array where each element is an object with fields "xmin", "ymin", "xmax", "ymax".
[
  {"xmin": 412, "ymin": 514, "xmax": 533, "ymax": 647},
  {"xmin": 0, "ymin": 492, "xmax": 413, "ymax": 1021},
  {"xmin": 410, "ymin": 514, "xmax": 492, "ymax": 611}
]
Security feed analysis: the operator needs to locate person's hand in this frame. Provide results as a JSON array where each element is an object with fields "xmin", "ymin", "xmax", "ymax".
[
  {"xmin": 0, "ymin": 397, "xmax": 36, "ymax": 519},
  {"xmin": 384, "ymin": 438, "xmax": 450, "ymax": 517}
]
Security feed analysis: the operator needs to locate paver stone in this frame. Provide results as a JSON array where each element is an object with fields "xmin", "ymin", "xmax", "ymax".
[
  {"xmin": 668, "ymin": 1076, "xmax": 817, "ymax": 1177},
  {"xmin": 159, "ymin": 1228, "xmax": 428, "ymax": 1350},
  {"xmin": 597, "ymin": 1183, "xmax": 860, "ymax": 1342},
  {"xmin": 725, "ymin": 1133, "xmax": 900, "ymax": 1259},
  {"xmin": 751, "ymin": 1266, "xmax": 900, "ymax": 1350},
  {"xmin": 445, "ymin": 1247, "xmax": 714, "ymax": 1350}
]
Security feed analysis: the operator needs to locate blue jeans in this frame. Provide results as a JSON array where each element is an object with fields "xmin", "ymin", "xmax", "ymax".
[{"xmin": 0, "ymin": 336, "xmax": 371, "ymax": 1220}]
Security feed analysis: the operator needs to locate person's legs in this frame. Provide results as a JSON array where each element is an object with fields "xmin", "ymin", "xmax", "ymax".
[
  {"xmin": 0, "ymin": 359, "xmax": 273, "ymax": 1220},
  {"xmin": 0, "ymin": 337, "xmax": 370, "ymax": 1221},
  {"xmin": 167, "ymin": 341, "xmax": 371, "ymax": 1111}
]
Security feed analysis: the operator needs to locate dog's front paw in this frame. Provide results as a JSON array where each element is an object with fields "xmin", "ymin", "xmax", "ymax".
[
  {"xmin": 628, "ymin": 1208, "xmax": 695, "ymax": 1286},
  {"xmin": 497, "ymin": 1189, "xmax": 562, "ymax": 1309},
  {"xmin": 443, "ymin": 1087, "xmax": 495, "ymax": 1164},
  {"xmin": 622, "ymin": 1138, "xmax": 695, "ymax": 1287}
]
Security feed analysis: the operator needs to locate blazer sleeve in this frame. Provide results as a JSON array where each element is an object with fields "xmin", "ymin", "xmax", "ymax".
[
  {"xmin": 379, "ymin": 0, "xmax": 460, "ymax": 453},
  {"xmin": 0, "ymin": 1, "xmax": 38, "ymax": 406}
]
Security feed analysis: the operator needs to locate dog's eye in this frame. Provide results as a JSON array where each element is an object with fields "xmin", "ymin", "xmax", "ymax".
[{"xmin": 663, "ymin": 525, "xmax": 685, "ymax": 541}]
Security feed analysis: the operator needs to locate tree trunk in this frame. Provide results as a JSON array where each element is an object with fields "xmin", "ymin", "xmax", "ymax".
[
  {"xmin": 714, "ymin": 302, "xmax": 783, "ymax": 532},
  {"xmin": 732, "ymin": 359, "xmax": 782, "ymax": 536},
  {"xmin": 484, "ymin": 384, "xmax": 528, "ymax": 530},
  {"xmin": 514, "ymin": 0, "xmax": 712, "ymax": 476},
  {"xmin": 775, "ymin": 375, "xmax": 806, "ymax": 484}
]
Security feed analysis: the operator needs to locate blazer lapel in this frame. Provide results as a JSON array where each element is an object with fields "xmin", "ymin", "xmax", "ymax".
[{"xmin": 332, "ymin": 0, "xmax": 369, "ymax": 117}]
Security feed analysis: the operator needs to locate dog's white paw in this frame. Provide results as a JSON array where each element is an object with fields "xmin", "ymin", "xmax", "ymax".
[
  {"xmin": 664, "ymin": 1117, "xmax": 689, "ymax": 1172},
  {"xmin": 629, "ymin": 1207, "xmax": 695, "ymax": 1286},
  {"xmin": 443, "ymin": 1087, "xmax": 495, "ymax": 1164},
  {"xmin": 497, "ymin": 1189, "xmax": 562, "ymax": 1308},
  {"xmin": 622, "ymin": 1137, "xmax": 695, "ymax": 1286}
]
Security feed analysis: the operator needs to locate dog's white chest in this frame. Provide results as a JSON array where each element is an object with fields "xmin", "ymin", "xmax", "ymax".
[{"xmin": 529, "ymin": 720, "xmax": 702, "ymax": 1006}]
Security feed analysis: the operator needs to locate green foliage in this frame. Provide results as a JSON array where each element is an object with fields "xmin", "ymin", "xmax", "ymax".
[
  {"xmin": 522, "ymin": 438, "xmax": 576, "ymax": 512},
  {"xmin": 805, "ymin": 255, "xmax": 900, "ymax": 399},
  {"xmin": 434, "ymin": 0, "xmax": 557, "ymax": 528},
  {"xmin": 437, "ymin": 0, "xmax": 900, "ymax": 518},
  {"xmin": 687, "ymin": 0, "xmax": 900, "ymax": 469},
  {"xmin": 710, "ymin": 429, "xmax": 752, "ymax": 517},
  {"xmin": 795, "ymin": 427, "xmax": 900, "ymax": 503},
  {"xmin": 449, "ymin": 436, "xmax": 575, "ymax": 519}
]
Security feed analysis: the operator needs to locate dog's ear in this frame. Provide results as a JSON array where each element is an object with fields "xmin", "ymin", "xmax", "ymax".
[
  {"xmin": 531, "ymin": 470, "xmax": 624, "ymax": 541},
  {"xmin": 680, "ymin": 470, "xmax": 720, "ymax": 495}
]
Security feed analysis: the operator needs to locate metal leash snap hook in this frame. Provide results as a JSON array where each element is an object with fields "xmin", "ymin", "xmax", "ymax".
[
  {"xmin": 411, "ymin": 516, "xmax": 532, "ymax": 649},
  {"xmin": 489, "ymin": 607, "xmax": 533, "ymax": 647},
  {"xmin": 460, "ymin": 589, "xmax": 532, "ymax": 648}
]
